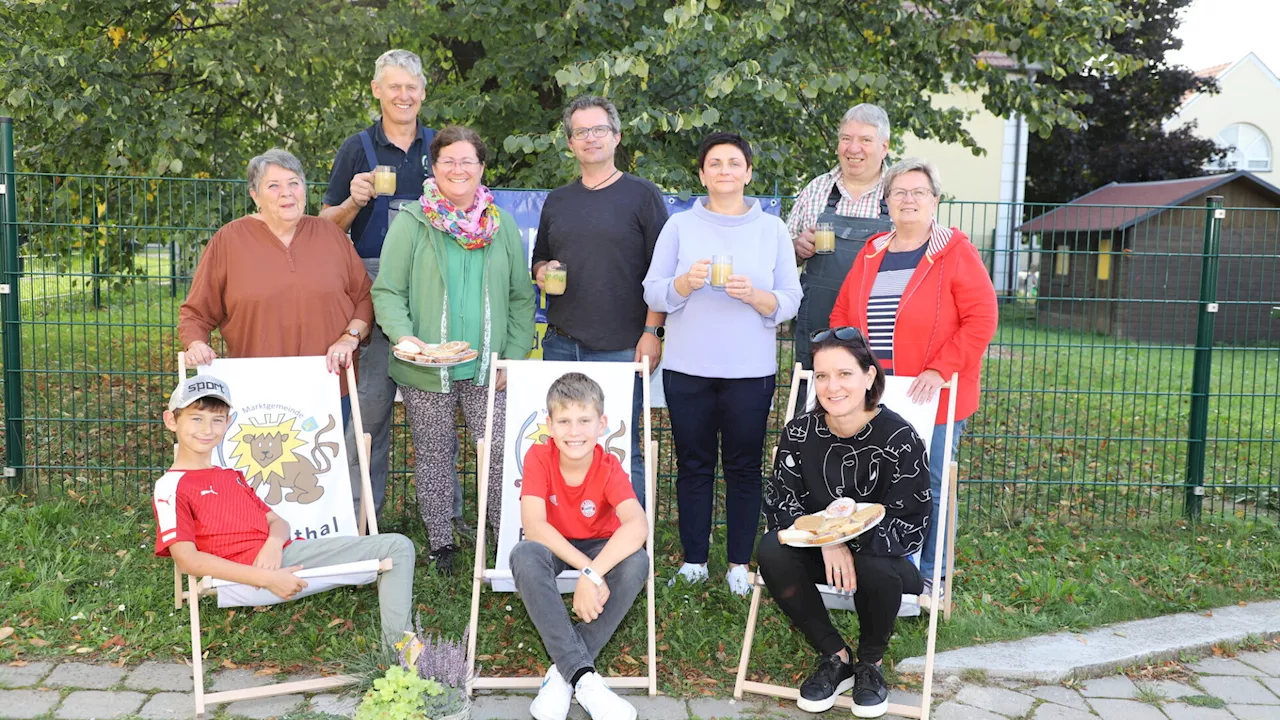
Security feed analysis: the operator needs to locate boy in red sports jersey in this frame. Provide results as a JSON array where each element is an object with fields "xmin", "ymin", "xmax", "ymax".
[
  {"xmin": 153, "ymin": 374, "xmax": 416, "ymax": 647},
  {"xmin": 510, "ymin": 372, "xmax": 649, "ymax": 720}
]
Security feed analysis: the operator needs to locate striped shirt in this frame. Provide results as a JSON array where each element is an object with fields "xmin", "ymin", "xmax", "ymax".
[
  {"xmin": 785, "ymin": 167, "xmax": 885, "ymax": 239},
  {"xmin": 866, "ymin": 222, "xmax": 955, "ymax": 375}
]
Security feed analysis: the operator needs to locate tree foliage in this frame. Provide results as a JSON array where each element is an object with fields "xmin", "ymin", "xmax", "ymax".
[
  {"xmin": 1025, "ymin": 0, "xmax": 1226, "ymax": 204},
  {"xmin": 3, "ymin": 0, "xmax": 1137, "ymax": 194}
]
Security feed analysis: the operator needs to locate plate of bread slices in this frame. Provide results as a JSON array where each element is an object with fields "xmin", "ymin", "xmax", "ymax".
[
  {"xmin": 776, "ymin": 498, "xmax": 886, "ymax": 548},
  {"xmin": 392, "ymin": 339, "xmax": 479, "ymax": 367}
]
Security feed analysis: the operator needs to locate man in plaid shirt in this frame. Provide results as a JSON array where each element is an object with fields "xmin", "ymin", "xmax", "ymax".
[{"xmin": 787, "ymin": 104, "xmax": 893, "ymax": 371}]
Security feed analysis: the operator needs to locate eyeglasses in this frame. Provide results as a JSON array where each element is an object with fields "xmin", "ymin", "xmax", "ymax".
[
  {"xmin": 888, "ymin": 188, "xmax": 935, "ymax": 202},
  {"xmin": 435, "ymin": 159, "xmax": 481, "ymax": 171},
  {"xmin": 569, "ymin": 125, "xmax": 616, "ymax": 140},
  {"xmin": 810, "ymin": 326, "xmax": 866, "ymax": 343}
]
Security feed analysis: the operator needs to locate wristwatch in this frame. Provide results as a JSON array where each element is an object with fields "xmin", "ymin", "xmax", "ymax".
[
  {"xmin": 580, "ymin": 566, "xmax": 605, "ymax": 587},
  {"xmin": 343, "ymin": 328, "xmax": 360, "ymax": 341},
  {"xmin": 643, "ymin": 325, "xmax": 665, "ymax": 340}
]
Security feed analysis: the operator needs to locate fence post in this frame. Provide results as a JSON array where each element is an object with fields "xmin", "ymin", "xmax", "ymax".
[
  {"xmin": 0, "ymin": 117, "xmax": 25, "ymax": 487},
  {"xmin": 1184, "ymin": 195, "xmax": 1224, "ymax": 519}
]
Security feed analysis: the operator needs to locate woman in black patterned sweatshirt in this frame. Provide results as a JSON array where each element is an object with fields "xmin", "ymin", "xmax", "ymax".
[{"xmin": 756, "ymin": 326, "xmax": 930, "ymax": 718}]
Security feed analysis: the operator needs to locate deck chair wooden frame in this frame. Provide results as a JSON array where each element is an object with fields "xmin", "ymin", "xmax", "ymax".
[
  {"xmin": 172, "ymin": 353, "xmax": 387, "ymax": 719},
  {"xmin": 733, "ymin": 363, "xmax": 960, "ymax": 720},
  {"xmin": 465, "ymin": 355, "xmax": 659, "ymax": 696}
]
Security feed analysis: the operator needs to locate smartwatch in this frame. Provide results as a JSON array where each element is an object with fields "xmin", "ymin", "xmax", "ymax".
[
  {"xmin": 643, "ymin": 325, "xmax": 665, "ymax": 340},
  {"xmin": 581, "ymin": 566, "xmax": 604, "ymax": 587}
]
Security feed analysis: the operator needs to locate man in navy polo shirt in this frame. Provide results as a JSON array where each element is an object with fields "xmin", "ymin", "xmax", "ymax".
[{"xmin": 320, "ymin": 49, "xmax": 465, "ymax": 538}]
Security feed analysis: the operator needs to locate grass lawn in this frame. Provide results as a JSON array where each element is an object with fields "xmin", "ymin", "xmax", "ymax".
[{"xmin": 1, "ymin": 495, "xmax": 1278, "ymax": 697}]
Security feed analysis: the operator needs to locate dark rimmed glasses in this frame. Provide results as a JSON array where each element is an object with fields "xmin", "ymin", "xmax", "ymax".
[{"xmin": 809, "ymin": 326, "xmax": 866, "ymax": 343}]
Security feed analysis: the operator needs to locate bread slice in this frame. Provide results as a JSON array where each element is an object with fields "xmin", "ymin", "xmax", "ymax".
[
  {"xmin": 778, "ymin": 528, "xmax": 815, "ymax": 545},
  {"xmin": 794, "ymin": 514, "xmax": 826, "ymax": 532}
]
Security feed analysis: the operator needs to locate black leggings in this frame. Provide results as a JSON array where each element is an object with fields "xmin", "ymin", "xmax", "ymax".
[{"xmin": 756, "ymin": 530, "xmax": 922, "ymax": 664}]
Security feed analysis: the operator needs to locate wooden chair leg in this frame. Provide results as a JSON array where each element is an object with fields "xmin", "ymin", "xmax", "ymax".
[
  {"xmin": 188, "ymin": 575, "xmax": 207, "ymax": 719},
  {"xmin": 733, "ymin": 575, "xmax": 765, "ymax": 700},
  {"xmin": 944, "ymin": 461, "xmax": 958, "ymax": 621}
]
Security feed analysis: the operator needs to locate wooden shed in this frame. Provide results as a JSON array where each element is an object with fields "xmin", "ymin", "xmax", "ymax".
[{"xmin": 1018, "ymin": 172, "xmax": 1280, "ymax": 346}]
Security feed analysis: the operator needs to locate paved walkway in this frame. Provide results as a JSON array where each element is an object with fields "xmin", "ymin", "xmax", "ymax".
[{"xmin": 0, "ymin": 644, "xmax": 1275, "ymax": 718}]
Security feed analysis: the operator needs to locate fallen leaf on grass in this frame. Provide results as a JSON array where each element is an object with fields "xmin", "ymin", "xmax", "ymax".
[
  {"xmin": 8, "ymin": 660, "xmax": 28, "ymax": 667},
  {"xmin": 74, "ymin": 647, "xmax": 93, "ymax": 654},
  {"xmin": 255, "ymin": 666, "xmax": 280, "ymax": 676},
  {"xmin": 0, "ymin": 628, "xmax": 13, "ymax": 641},
  {"xmin": 28, "ymin": 638, "xmax": 49, "ymax": 647},
  {"xmin": 326, "ymin": 618, "xmax": 344, "ymax": 628},
  {"xmin": 99, "ymin": 635, "xmax": 125, "ymax": 650},
  {"xmin": 220, "ymin": 658, "xmax": 238, "ymax": 669}
]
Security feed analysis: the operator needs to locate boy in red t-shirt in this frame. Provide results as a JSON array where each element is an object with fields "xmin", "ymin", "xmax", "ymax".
[
  {"xmin": 511, "ymin": 372, "xmax": 649, "ymax": 720},
  {"xmin": 153, "ymin": 374, "xmax": 416, "ymax": 647}
]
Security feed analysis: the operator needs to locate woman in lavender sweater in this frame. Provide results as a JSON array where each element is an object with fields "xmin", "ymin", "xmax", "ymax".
[{"xmin": 642, "ymin": 132, "xmax": 802, "ymax": 595}]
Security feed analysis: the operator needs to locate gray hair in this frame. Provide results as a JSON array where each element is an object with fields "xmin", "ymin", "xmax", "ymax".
[
  {"xmin": 883, "ymin": 157, "xmax": 942, "ymax": 197},
  {"xmin": 373, "ymin": 49, "xmax": 426, "ymax": 86},
  {"xmin": 840, "ymin": 103, "xmax": 891, "ymax": 142},
  {"xmin": 562, "ymin": 95, "xmax": 621, "ymax": 135},
  {"xmin": 546, "ymin": 372, "xmax": 605, "ymax": 416},
  {"xmin": 246, "ymin": 149, "xmax": 305, "ymax": 192}
]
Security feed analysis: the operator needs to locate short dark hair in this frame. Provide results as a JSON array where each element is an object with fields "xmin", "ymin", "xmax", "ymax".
[
  {"xmin": 430, "ymin": 125, "xmax": 488, "ymax": 166},
  {"xmin": 173, "ymin": 396, "xmax": 231, "ymax": 417},
  {"xmin": 697, "ymin": 131, "xmax": 753, "ymax": 169},
  {"xmin": 546, "ymin": 372, "xmax": 605, "ymax": 417},
  {"xmin": 562, "ymin": 95, "xmax": 621, "ymax": 135},
  {"xmin": 811, "ymin": 329, "xmax": 885, "ymax": 410}
]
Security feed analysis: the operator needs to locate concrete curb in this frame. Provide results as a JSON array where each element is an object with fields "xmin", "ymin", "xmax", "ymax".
[{"xmin": 898, "ymin": 600, "xmax": 1280, "ymax": 682}]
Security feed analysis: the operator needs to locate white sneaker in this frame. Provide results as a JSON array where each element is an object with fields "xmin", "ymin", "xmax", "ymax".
[
  {"xmin": 919, "ymin": 579, "xmax": 945, "ymax": 613},
  {"xmin": 529, "ymin": 664, "xmax": 572, "ymax": 720},
  {"xmin": 574, "ymin": 671, "xmax": 637, "ymax": 720},
  {"xmin": 897, "ymin": 595, "xmax": 921, "ymax": 618},
  {"xmin": 667, "ymin": 562, "xmax": 709, "ymax": 587},
  {"xmin": 726, "ymin": 565, "xmax": 751, "ymax": 596}
]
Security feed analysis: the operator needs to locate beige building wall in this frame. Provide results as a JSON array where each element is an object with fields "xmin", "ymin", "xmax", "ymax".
[
  {"xmin": 1165, "ymin": 53, "xmax": 1280, "ymax": 184},
  {"xmin": 897, "ymin": 88, "xmax": 1028, "ymax": 293},
  {"xmin": 898, "ymin": 89, "xmax": 1008, "ymax": 205}
]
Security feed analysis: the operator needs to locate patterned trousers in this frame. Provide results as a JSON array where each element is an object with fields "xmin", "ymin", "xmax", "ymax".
[{"xmin": 400, "ymin": 381, "xmax": 506, "ymax": 552}]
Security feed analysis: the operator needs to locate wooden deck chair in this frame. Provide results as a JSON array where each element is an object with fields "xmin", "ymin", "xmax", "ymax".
[
  {"xmin": 733, "ymin": 363, "xmax": 960, "ymax": 719},
  {"xmin": 170, "ymin": 353, "xmax": 390, "ymax": 719},
  {"xmin": 465, "ymin": 356, "xmax": 658, "ymax": 696}
]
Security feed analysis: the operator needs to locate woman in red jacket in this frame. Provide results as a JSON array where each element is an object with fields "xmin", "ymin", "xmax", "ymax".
[{"xmin": 829, "ymin": 158, "xmax": 997, "ymax": 612}]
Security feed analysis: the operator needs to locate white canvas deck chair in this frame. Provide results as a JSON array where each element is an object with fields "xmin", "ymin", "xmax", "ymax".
[
  {"xmin": 465, "ymin": 357, "xmax": 658, "ymax": 696},
  {"xmin": 733, "ymin": 364, "xmax": 959, "ymax": 719},
  {"xmin": 171, "ymin": 353, "xmax": 389, "ymax": 719}
]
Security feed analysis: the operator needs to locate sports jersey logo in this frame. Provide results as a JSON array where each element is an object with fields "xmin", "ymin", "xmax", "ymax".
[
  {"xmin": 549, "ymin": 494, "xmax": 558, "ymax": 507},
  {"xmin": 580, "ymin": 499, "xmax": 597, "ymax": 518},
  {"xmin": 200, "ymin": 486, "xmax": 218, "ymax": 496}
]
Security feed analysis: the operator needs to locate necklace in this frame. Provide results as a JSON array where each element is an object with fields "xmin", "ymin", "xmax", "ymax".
[{"xmin": 583, "ymin": 169, "xmax": 620, "ymax": 191}]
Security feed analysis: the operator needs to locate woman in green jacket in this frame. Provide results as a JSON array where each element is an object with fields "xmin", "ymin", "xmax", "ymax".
[{"xmin": 372, "ymin": 125, "xmax": 536, "ymax": 574}]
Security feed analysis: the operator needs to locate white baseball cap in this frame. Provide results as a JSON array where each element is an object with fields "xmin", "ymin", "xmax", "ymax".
[{"xmin": 168, "ymin": 374, "xmax": 233, "ymax": 411}]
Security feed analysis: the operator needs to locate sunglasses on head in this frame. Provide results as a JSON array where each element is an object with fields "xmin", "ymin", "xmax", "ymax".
[{"xmin": 809, "ymin": 326, "xmax": 866, "ymax": 343}]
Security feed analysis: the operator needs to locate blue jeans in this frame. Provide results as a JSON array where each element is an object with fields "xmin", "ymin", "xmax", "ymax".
[
  {"xmin": 541, "ymin": 327, "xmax": 647, "ymax": 506},
  {"xmin": 918, "ymin": 419, "xmax": 967, "ymax": 581}
]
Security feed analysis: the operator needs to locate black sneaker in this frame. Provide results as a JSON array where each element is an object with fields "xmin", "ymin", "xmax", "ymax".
[
  {"xmin": 429, "ymin": 544, "xmax": 457, "ymax": 575},
  {"xmin": 797, "ymin": 650, "xmax": 855, "ymax": 712},
  {"xmin": 851, "ymin": 661, "xmax": 889, "ymax": 718}
]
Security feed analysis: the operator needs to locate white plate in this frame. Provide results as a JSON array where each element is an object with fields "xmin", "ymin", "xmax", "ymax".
[
  {"xmin": 393, "ymin": 351, "xmax": 478, "ymax": 368},
  {"xmin": 782, "ymin": 503, "xmax": 885, "ymax": 548}
]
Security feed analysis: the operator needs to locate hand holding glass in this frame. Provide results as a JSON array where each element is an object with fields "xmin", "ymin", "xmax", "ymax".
[{"xmin": 543, "ymin": 263, "xmax": 567, "ymax": 296}]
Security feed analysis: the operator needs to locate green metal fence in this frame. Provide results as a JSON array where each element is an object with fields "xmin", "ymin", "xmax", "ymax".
[{"xmin": 1, "ymin": 148, "xmax": 1276, "ymax": 525}]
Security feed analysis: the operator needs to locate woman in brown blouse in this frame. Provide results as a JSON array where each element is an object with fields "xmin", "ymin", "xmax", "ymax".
[{"xmin": 178, "ymin": 149, "xmax": 374, "ymax": 409}]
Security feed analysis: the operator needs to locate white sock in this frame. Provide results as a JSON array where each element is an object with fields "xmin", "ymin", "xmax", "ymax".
[
  {"xmin": 725, "ymin": 565, "xmax": 751, "ymax": 596},
  {"xmin": 667, "ymin": 562, "xmax": 709, "ymax": 587}
]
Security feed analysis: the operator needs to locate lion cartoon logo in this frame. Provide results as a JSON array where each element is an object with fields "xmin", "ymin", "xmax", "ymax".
[
  {"xmin": 226, "ymin": 415, "xmax": 339, "ymax": 506},
  {"xmin": 512, "ymin": 410, "xmax": 628, "ymax": 484}
]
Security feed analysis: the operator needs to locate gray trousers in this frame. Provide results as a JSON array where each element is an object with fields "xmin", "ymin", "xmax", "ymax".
[
  {"xmin": 509, "ymin": 538, "xmax": 648, "ymax": 680},
  {"xmin": 347, "ymin": 256, "xmax": 463, "ymax": 524},
  {"xmin": 280, "ymin": 532, "xmax": 416, "ymax": 648}
]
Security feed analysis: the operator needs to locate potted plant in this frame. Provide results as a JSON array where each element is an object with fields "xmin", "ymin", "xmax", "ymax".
[{"xmin": 353, "ymin": 615, "xmax": 471, "ymax": 720}]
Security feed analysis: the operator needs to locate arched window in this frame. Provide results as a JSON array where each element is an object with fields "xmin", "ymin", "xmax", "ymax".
[{"xmin": 1212, "ymin": 123, "xmax": 1272, "ymax": 172}]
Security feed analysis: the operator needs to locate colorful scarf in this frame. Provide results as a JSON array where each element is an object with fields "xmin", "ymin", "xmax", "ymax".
[{"xmin": 419, "ymin": 179, "xmax": 501, "ymax": 250}]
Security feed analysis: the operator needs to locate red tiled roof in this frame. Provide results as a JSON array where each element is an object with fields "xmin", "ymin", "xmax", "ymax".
[
  {"xmin": 1181, "ymin": 61, "xmax": 1232, "ymax": 104},
  {"xmin": 1017, "ymin": 173, "xmax": 1276, "ymax": 233}
]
